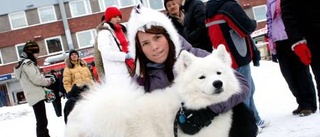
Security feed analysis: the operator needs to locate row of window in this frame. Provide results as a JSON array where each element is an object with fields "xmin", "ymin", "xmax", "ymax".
[
  {"xmin": 8, "ymin": 0, "xmax": 168, "ymax": 30},
  {"xmin": 0, "ymin": 29, "xmax": 96, "ymax": 66},
  {"xmin": 1, "ymin": 0, "xmax": 267, "ymax": 65}
]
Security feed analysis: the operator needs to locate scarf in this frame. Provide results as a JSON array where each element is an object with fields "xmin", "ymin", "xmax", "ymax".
[{"xmin": 114, "ymin": 24, "xmax": 129, "ymax": 53}]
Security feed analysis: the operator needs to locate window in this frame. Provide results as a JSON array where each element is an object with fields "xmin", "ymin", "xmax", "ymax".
[
  {"xmin": 69, "ymin": 0, "xmax": 92, "ymax": 17},
  {"xmin": 45, "ymin": 36, "xmax": 64, "ymax": 54},
  {"xmin": 99, "ymin": 0, "xmax": 138, "ymax": 11},
  {"xmin": 76, "ymin": 29, "xmax": 96, "ymax": 48},
  {"xmin": 147, "ymin": 0, "xmax": 164, "ymax": 10},
  {"xmin": 252, "ymin": 5, "xmax": 267, "ymax": 22},
  {"xmin": 99, "ymin": 0, "xmax": 119, "ymax": 11},
  {"xmin": 119, "ymin": 0, "xmax": 135, "ymax": 7},
  {"xmin": 9, "ymin": 11, "xmax": 28, "ymax": 29},
  {"xmin": 38, "ymin": 6, "xmax": 57, "ymax": 23},
  {"xmin": 15, "ymin": 44, "xmax": 25, "ymax": 60}
]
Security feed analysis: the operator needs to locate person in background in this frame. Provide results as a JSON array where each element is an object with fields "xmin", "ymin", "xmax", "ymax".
[
  {"xmin": 97, "ymin": 5, "xmax": 134, "ymax": 86},
  {"xmin": 46, "ymin": 70, "xmax": 63, "ymax": 117},
  {"xmin": 205, "ymin": 0, "xmax": 269, "ymax": 132},
  {"xmin": 58, "ymin": 68, "xmax": 66, "ymax": 99},
  {"xmin": 63, "ymin": 49, "xmax": 94, "ymax": 123},
  {"xmin": 165, "ymin": 0, "xmax": 212, "ymax": 52},
  {"xmin": 164, "ymin": 0, "xmax": 184, "ymax": 35},
  {"xmin": 127, "ymin": 4, "xmax": 250, "ymax": 122},
  {"xmin": 90, "ymin": 62, "xmax": 100, "ymax": 83},
  {"xmin": 281, "ymin": 0, "xmax": 319, "ymax": 115},
  {"xmin": 14, "ymin": 41, "xmax": 54, "ymax": 137}
]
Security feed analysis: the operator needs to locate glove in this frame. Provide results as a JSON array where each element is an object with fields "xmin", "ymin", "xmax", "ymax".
[
  {"xmin": 49, "ymin": 77, "xmax": 56, "ymax": 83},
  {"xmin": 43, "ymin": 87, "xmax": 56, "ymax": 103},
  {"xmin": 125, "ymin": 58, "xmax": 135, "ymax": 76},
  {"xmin": 177, "ymin": 107, "xmax": 219, "ymax": 135},
  {"xmin": 125, "ymin": 53, "xmax": 132, "ymax": 59},
  {"xmin": 293, "ymin": 43, "xmax": 311, "ymax": 65}
]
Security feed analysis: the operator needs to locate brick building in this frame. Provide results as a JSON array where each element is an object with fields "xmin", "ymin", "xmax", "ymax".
[{"xmin": 0, "ymin": 0, "xmax": 267, "ymax": 106}]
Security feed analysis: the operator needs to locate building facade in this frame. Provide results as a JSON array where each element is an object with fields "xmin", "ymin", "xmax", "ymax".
[{"xmin": 0, "ymin": 0, "xmax": 267, "ymax": 106}]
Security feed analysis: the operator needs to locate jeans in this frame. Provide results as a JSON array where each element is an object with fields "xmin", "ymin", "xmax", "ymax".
[{"xmin": 237, "ymin": 64, "xmax": 261, "ymax": 124}]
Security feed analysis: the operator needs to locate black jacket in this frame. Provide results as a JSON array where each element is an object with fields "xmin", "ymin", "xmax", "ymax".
[
  {"xmin": 168, "ymin": 15, "xmax": 184, "ymax": 37},
  {"xmin": 281, "ymin": 0, "xmax": 320, "ymax": 45},
  {"xmin": 181, "ymin": 0, "xmax": 212, "ymax": 52}
]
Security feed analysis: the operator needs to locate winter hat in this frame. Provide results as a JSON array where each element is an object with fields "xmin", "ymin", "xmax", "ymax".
[
  {"xmin": 68, "ymin": 49, "xmax": 79, "ymax": 59},
  {"xmin": 127, "ymin": 4, "xmax": 181, "ymax": 61},
  {"xmin": 104, "ymin": 6, "xmax": 122, "ymax": 22},
  {"xmin": 23, "ymin": 40, "xmax": 40, "ymax": 54}
]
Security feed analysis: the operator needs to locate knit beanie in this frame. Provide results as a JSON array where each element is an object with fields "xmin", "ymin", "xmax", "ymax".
[
  {"xmin": 104, "ymin": 6, "xmax": 122, "ymax": 22},
  {"xmin": 69, "ymin": 49, "xmax": 79, "ymax": 59},
  {"xmin": 23, "ymin": 41, "xmax": 40, "ymax": 54}
]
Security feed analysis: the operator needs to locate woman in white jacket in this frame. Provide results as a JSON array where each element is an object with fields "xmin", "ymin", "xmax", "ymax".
[
  {"xmin": 97, "ymin": 6, "xmax": 134, "ymax": 86},
  {"xmin": 14, "ymin": 41, "xmax": 53, "ymax": 137}
]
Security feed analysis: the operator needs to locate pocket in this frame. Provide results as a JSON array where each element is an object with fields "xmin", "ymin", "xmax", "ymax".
[{"xmin": 229, "ymin": 29, "xmax": 247, "ymax": 57}]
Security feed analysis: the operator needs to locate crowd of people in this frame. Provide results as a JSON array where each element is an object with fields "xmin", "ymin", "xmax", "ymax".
[{"xmin": 13, "ymin": 0, "xmax": 319, "ymax": 136}]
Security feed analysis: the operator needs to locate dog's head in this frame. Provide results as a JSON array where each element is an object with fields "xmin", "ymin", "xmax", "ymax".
[{"xmin": 174, "ymin": 45, "xmax": 241, "ymax": 110}]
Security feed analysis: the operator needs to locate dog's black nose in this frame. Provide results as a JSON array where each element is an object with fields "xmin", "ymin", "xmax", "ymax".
[{"xmin": 212, "ymin": 80, "xmax": 223, "ymax": 89}]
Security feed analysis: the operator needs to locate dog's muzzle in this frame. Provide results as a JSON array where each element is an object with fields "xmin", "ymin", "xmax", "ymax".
[{"xmin": 212, "ymin": 80, "xmax": 223, "ymax": 94}]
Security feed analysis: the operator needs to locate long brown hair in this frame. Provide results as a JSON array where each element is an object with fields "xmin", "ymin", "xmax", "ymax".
[{"xmin": 134, "ymin": 25, "xmax": 176, "ymax": 92}]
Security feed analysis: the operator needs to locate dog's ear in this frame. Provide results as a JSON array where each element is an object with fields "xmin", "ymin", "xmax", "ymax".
[
  {"xmin": 214, "ymin": 44, "xmax": 232, "ymax": 66},
  {"xmin": 175, "ymin": 50, "xmax": 196, "ymax": 73}
]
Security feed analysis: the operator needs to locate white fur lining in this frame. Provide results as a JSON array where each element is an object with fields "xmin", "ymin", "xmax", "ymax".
[{"xmin": 291, "ymin": 39, "xmax": 307, "ymax": 51}]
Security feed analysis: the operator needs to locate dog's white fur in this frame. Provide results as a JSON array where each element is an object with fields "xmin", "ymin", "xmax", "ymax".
[{"xmin": 65, "ymin": 45, "xmax": 240, "ymax": 137}]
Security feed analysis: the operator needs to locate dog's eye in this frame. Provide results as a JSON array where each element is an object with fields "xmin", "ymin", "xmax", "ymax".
[
  {"xmin": 217, "ymin": 71, "xmax": 221, "ymax": 75},
  {"xmin": 199, "ymin": 75, "xmax": 205, "ymax": 79}
]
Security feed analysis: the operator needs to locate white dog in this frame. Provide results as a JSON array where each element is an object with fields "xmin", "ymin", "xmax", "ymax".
[{"xmin": 65, "ymin": 45, "xmax": 257, "ymax": 137}]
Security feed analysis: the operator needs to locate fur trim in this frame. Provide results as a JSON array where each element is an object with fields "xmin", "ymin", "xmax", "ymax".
[
  {"xmin": 65, "ymin": 58, "xmax": 87, "ymax": 68},
  {"xmin": 291, "ymin": 39, "xmax": 307, "ymax": 51},
  {"xmin": 127, "ymin": 4, "xmax": 181, "ymax": 63}
]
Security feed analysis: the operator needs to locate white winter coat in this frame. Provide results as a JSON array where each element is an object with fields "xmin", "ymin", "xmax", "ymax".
[
  {"xmin": 97, "ymin": 23, "xmax": 131, "ymax": 86},
  {"xmin": 14, "ymin": 59, "xmax": 50, "ymax": 106}
]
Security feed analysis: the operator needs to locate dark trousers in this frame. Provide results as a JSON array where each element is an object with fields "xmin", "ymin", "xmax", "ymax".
[
  {"xmin": 308, "ymin": 41, "xmax": 320, "ymax": 108},
  {"xmin": 52, "ymin": 91, "xmax": 62, "ymax": 117},
  {"xmin": 64, "ymin": 97, "xmax": 77, "ymax": 124},
  {"xmin": 32, "ymin": 100, "xmax": 50, "ymax": 137},
  {"xmin": 276, "ymin": 40, "xmax": 317, "ymax": 111}
]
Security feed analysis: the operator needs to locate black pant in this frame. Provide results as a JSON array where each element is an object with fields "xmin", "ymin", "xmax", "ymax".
[
  {"xmin": 52, "ymin": 91, "xmax": 62, "ymax": 117},
  {"xmin": 64, "ymin": 97, "xmax": 77, "ymax": 124},
  {"xmin": 308, "ymin": 41, "xmax": 320, "ymax": 107},
  {"xmin": 32, "ymin": 100, "xmax": 50, "ymax": 137},
  {"xmin": 276, "ymin": 40, "xmax": 317, "ymax": 111}
]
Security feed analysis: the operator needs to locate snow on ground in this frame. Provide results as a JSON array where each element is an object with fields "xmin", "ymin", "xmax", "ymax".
[{"xmin": 0, "ymin": 60, "xmax": 319, "ymax": 137}]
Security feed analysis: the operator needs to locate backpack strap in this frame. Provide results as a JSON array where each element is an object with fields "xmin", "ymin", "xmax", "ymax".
[{"xmin": 205, "ymin": 19, "xmax": 226, "ymax": 27}]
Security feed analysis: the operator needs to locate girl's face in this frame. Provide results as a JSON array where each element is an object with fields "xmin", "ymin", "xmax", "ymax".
[
  {"xmin": 166, "ymin": 0, "xmax": 180, "ymax": 15},
  {"xmin": 33, "ymin": 53, "xmax": 39, "ymax": 58},
  {"xmin": 110, "ymin": 16, "xmax": 121, "ymax": 25},
  {"xmin": 70, "ymin": 53, "xmax": 79, "ymax": 61},
  {"xmin": 137, "ymin": 32, "xmax": 169, "ymax": 64}
]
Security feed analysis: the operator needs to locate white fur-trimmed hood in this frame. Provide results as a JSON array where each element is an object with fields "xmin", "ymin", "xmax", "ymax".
[{"xmin": 127, "ymin": 4, "xmax": 181, "ymax": 62}]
